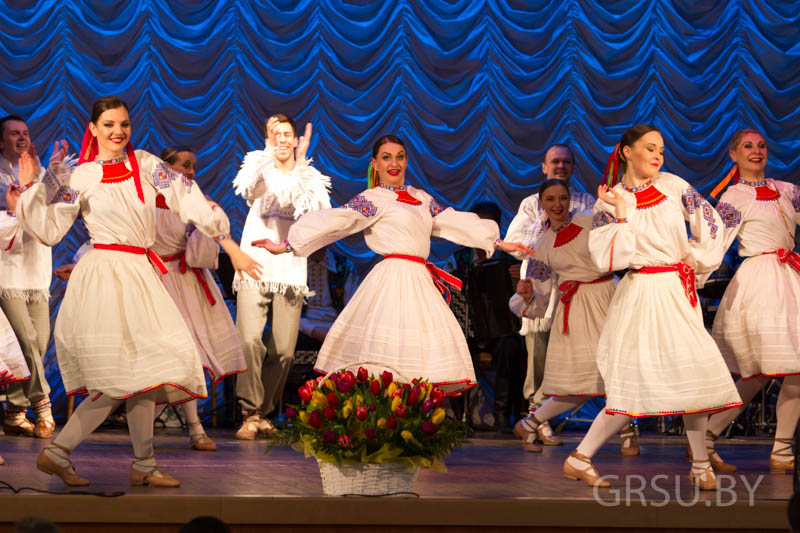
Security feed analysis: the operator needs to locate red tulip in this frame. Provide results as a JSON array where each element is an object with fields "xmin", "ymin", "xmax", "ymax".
[
  {"xmin": 323, "ymin": 406, "xmax": 337, "ymax": 421},
  {"xmin": 402, "ymin": 383, "xmax": 412, "ymax": 392},
  {"xmin": 322, "ymin": 430, "xmax": 336, "ymax": 444},
  {"xmin": 431, "ymin": 387, "xmax": 445, "ymax": 405},
  {"xmin": 327, "ymin": 391, "xmax": 339, "ymax": 409},
  {"xmin": 407, "ymin": 391, "xmax": 419, "ymax": 407},
  {"xmin": 356, "ymin": 405, "xmax": 368, "ymax": 421},
  {"xmin": 387, "ymin": 415, "xmax": 397, "ymax": 429},
  {"xmin": 395, "ymin": 404, "xmax": 407, "ymax": 418},
  {"xmin": 421, "ymin": 421, "xmax": 439, "ymax": 435},
  {"xmin": 365, "ymin": 427, "xmax": 377, "ymax": 440},
  {"xmin": 369, "ymin": 379, "xmax": 381, "ymax": 395},
  {"xmin": 368, "ymin": 403, "xmax": 377, "ymax": 412},
  {"xmin": 357, "ymin": 367, "xmax": 369, "ymax": 383},
  {"xmin": 298, "ymin": 385, "xmax": 313, "ymax": 404},
  {"xmin": 338, "ymin": 434, "xmax": 351, "ymax": 448},
  {"xmin": 308, "ymin": 410, "xmax": 322, "ymax": 429},
  {"xmin": 381, "ymin": 371, "xmax": 393, "ymax": 388},
  {"xmin": 422, "ymin": 399, "xmax": 434, "ymax": 413},
  {"xmin": 285, "ymin": 406, "xmax": 298, "ymax": 419}
]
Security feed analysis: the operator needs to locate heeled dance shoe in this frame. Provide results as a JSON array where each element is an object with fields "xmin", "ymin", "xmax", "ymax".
[
  {"xmin": 769, "ymin": 437, "xmax": 794, "ymax": 474},
  {"xmin": 686, "ymin": 430, "xmax": 737, "ymax": 472},
  {"xmin": 563, "ymin": 450, "xmax": 611, "ymax": 488},
  {"xmin": 513, "ymin": 418, "xmax": 542, "ymax": 453},
  {"xmin": 130, "ymin": 456, "xmax": 181, "ymax": 487},
  {"xmin": 620, "ymin": 425, "xmax": 640, "ymax": 456},
  {"xmin": 688, "ymin": 459, "xmax": 717, "ymax": 491},
  {"xmin": 36, "ymin": 443, "xmax": 90, "ymax": 486}
]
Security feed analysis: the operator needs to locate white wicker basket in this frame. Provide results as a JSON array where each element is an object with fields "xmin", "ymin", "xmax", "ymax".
[{"xmin": 317, "ymin": 460, "xmax": 419, "ymax": 496}]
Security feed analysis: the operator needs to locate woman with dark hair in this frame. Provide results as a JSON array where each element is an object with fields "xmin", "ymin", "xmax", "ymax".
[
  {"xmin": 9, "ymin": 97, "xmax": 260, "ymax": 487},
  {"xmin": 252, "ymin": 135, "xmax": 532, "ymax": 394},
  {"xmin": 562, "ymin": 125, "xmax": 741, "ymax": 490},
  {"xmin": 154, "ymin": 146, "xmax": 247, "ymax": 451},
  {"xmin": 701, "ymin": 129, "xmax": 800, "ymax": 474},
  {"xmin": 509, "ymin": 179, "xmax": 636, "ymax": 454}
]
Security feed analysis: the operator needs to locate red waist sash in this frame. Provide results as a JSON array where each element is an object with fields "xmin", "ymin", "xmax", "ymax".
[
  {"xmin": 558, "ymin": 274, "xmax": 614, "ymax": 333},
  {"xmin": 763, "ymin": 249, "xmax": 800, "ymax": 272},
  {"xmin": 633, "ymin": 262, "xmax": 697, "ymax": 307},
  {"xmin": 93, "ymin": 243, "xmax": 168, "ymax": 275},
  {"xmin": 383, "ymin": 254, "xmax": 462, "ymax": 304},
  {"xmin": 161, "ymin": 251, "xmax": 217, "ymax": 306}
]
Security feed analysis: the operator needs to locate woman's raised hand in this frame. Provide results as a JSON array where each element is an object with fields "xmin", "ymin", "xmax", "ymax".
[
  {"xmin": 597, "ymin": 184, "xmax": 627, "ymax": 220},
  {"xmin": 18, "ymin": 152, "xmax": 36, "ymax": 187}
]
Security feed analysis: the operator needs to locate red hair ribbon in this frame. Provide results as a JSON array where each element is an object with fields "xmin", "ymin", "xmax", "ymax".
[
  {"xmin": 709, "ymin": 165, "xmax": 739, "ymax": 199},
  {"xmin": 77, "ymin": 125, "xmax": 144, "ymax": 204},
  {"xmin": 601, "ymin": 144, "xmax": 622, "ymax": 187}
]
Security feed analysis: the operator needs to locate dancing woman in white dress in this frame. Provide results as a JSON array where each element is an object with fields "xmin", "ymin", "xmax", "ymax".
[
  {"xmin": 562, "ymin": 125, "xmax": 741, "ymax": 490},
  {"xmin": 252, "ymin": 135, "xmax": 532, "ymax": 394},
  {"xmin": 10, "ymin": 97, "xmax": 260, "ymax": 487},
  {"xmin": 703, "ymin": 129, "xmax": 800, "ymax": 475}
]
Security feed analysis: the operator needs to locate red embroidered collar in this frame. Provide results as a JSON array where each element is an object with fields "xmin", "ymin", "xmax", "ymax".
[
  {"xmin": 100, "ymin": 160, "xmax": 133, "ymax": 184},
  {"xmin": 633, "ymin": 185, "xmax": 666, "ymax": 209},
  {"xmin": 755, "ymin": 186, "xmax": 779, "ymax": 201},
  {"xmin": 394, "ymin": 189, "xmax": 421, "ymax": 205},
  {"xmin": 553, "ymin": 222, "xmax": 582, "ymax": 248}
]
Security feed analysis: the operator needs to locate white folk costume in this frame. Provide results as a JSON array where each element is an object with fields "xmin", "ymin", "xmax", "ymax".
[
  {"xmin": 712, "ymin": 178, "xmax": 800, "ymax": 378},
  {"xmin": 287, "ymin": 184, "xmax": 500, "ymax": 395},
  {"xmin": 232, "ymin": 146, "xmax": 331, "ymax": 426},
  {"xmin": 153, "ymin": 194, "xmax": 246, "ymax": 383},
  {"xmin": 589, "ymin": 172, "xmax": 741, "ymax": 417},
  {"xmin": 505, "ymin": 186, "xmax": 594, "ymax": 406},
  {"xmin": 509, "ymin": 212, "xmax": 612, "ymax": 397},
  {"xmin": 0, "ymin": 154, "xmax": 74, "ymax": 435},
  {"xmin": 18, "ymin": 149, "xmax": 229, "ymax": 406},
  {"xmin": 0, "ymin": 215, "xmax": 29, "ymax": 387}
]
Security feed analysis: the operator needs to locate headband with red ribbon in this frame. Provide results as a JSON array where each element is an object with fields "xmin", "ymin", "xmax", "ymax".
[
  {"xmin": 601, "ymin": 144, "xmax": 622, "ymax": 188},
  {"xmin": 77, "ymin": 125, "xmax": 144, "ymax": 203}
]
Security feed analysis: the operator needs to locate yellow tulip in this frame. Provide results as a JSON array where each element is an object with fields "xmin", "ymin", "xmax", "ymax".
[
  {"xmin": 311, "ymin": 391, "xmax": 327, "ymax": 407},
  {"xmin": 419, "ymin": 383, "xmax": 430, "ymax": 401},
  {"xmin": 342, "ymin": 400, "xmax": 353, "ymax": 418},
  {"xmin": 391, "ymin": 396, "xmax": 402, "ymax": 412},
  {"xmin": 386, "ymin": 382, "xmax": 397, "ymax": 397},
  {"xmin": 299, "ymin": 410, "xmax": 309, "ymax": 423},
  {"xmin": 377, "ymin": 418, "xmax": 387, "ymax": 429},
  {"xmin": 356, "ymin": 394, "xmax": 364, "ymax": 406},
  {"xmin": 401, "ymin": 430, "xmax": 414, "ymax": 441},
  {"xmin": 324, "ymin": 379, "xmax": 336, "ymax": 391},
  {"xmin": 431, "ymin": 407, "xmax": 445, "ymax": 425}
]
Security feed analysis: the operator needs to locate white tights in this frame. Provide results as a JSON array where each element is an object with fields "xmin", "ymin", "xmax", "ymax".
[
  {"xmin": 707, "ymin": 376, "xmax": 770, "ymax": 436},
  {"xmin": 46, "ymin": 391, "xmax": 157, "ymax": 471},
  {"xmin": 530, "ymin": 397, "xmax": 586, "ymax": 424}
]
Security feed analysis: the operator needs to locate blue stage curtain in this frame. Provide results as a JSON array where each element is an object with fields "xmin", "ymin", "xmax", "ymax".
[{"xmin": 0, "ymin": 1, "xmax": 798, "ymax": 418}]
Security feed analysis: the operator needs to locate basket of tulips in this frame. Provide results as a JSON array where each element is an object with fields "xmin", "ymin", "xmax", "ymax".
[{"xmin": 266, "ymin": 364, "xmax": 466, "ymax": 496}]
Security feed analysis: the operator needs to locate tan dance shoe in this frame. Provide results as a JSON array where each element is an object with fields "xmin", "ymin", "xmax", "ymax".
[
  {"xmin": 36, "ymin": 444, "xmax": 90, "ymax": 486},
  {"xmin": 689, "ymin": 459, "xmax": 717, "ymax": 491},
  {"xmin": 130, "ymin": 457, "xmax": 181, "ymax": 488},
  {"xmin": 620, "ymin": 425, "xmax": 640, "ymax": 456},
  {"xmin": 536, "ymin": 420, "xmax": 562, "ymax": 446},
  {"xmin": 513, "ymin": 418, "xmax": 543, "ymax": 453},
  {"xmin": 563, "ymin": 450, "xmax": 611, "ymax": 488},
  {"xmin": 234, "ymin": 414, "xmax": 261, "ymax": 440},
  {"xmin": 3, "ymin": 418, "xmax": 34, "ymax": 437},
  {"xmin": 769, "ymin": 437, "xmax": 794, "ymax": 474},
  {"xmin": 686, "ymin": 430, "xmax": 737, "ymax": 472},
  {"xmin": 257, "ymin": 417, "xmax": 277, "ymax": 437},
  {"xmin": 190, "ymin": 434, "xmax": 217, "ymax": 451},
  {"xmin": 34, "ymin": 418, "xmax": 55, "ymax": 439}
]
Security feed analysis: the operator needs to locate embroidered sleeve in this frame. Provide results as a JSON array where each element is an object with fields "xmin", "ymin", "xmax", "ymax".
[
  {"xmin": 429, "ymin": 197, "xmax": 445, "ymax": 217},
  {"xmin": 153, "ymin": 162, "xmax": 193, "ymax": 192},
  {"xmin": 681, "ymin": 187, "xmax": 704, "ymax": 214},
  {"xmin": 792, "ymin": 184, "xmax": 800, "ymax": 213},
  {"xmin": 55, "ymin": 185, "xmax": 79, "ymax": 204},
  {"xmin": 702, "ymin": 203, "xmax": 719, "ymax": 239},
  {"xmin": 715, "ymin": 201, "xmax": 742, "ymax": 228},
  {"xmin": 340, "ymin": 194, "xmax": 377, "ymax": 217},
  {"xmin": 525, "ymin": 258, "xmax": 551, "ymax": 282},
  {"xmin": 592, "ymin": 211, "xmax": 619, "ymax": 228}
]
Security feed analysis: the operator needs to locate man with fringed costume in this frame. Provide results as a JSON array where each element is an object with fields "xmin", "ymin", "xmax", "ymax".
[
  {"xmin": 0, "ymin": 114, "xmax": 72, "ymax": 439},
  {"xmin": 231, "ymin": 114, "xmax": 331, "ymax": 439}
]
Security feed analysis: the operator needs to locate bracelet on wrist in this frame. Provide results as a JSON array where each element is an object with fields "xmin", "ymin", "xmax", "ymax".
[
  {"xmin": 617, "ymin": 217, "xmax": 627, "ymax": 223},
  {"xmin": 283, "ymin": 239, "xmax": 294, "ymax": 253},
  {"xmin": 213, "ymin": 233, "xmax": 231, "ymax": 243}
]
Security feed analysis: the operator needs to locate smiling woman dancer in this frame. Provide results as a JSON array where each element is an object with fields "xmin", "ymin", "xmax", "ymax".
[
  {"xmin": 252, "ymin": 135, "xmax": 532, "ymax": 394},
  {"xmin": 701, "ymin": 129, "xmax": 800, "ymax": 475},
  {"xmin": 561, "ymin": 124, "xmax": 741, "ymax": 490},
  {"xmin": 508, "ymin": 179, "xmax": 636, "ymax": 455},
  {"xmin": 9, "ymin": 96, "xmax": 260, "ymax": 487}
]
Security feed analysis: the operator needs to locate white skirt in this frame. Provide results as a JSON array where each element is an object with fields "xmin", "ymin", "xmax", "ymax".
[
  {"xmin": 542, "ymin": 279, "xmax": 613, "ymax": 397},
  {"xmin": 0, "ymin": 308, "xmax": 28, "ymax": 386},
  {"xmin": 314, "ymin": 257, "xmax": 476, "ymax": 395},
  {"xmin": 598, "ymin": 270, "xmax": 741, "ymax": 417},
  {"xmin": 712, "ymin": 254, "xmax": 800, "ymax": 378},
  {"xmin": 161, "ymin": 260, "xmax": 247, "ymax": 383},
  {"xmin": 55, "ymin": 248, "xmax": 207, "ymax": 404}
]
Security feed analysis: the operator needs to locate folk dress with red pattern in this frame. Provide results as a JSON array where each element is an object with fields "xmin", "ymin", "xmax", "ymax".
[
  {"xmin": 286, "ymin": 184, "xmax": 499, "ymax": 395},
  {"xmin": 509, "ymin": 212, "xmax": 613, "ymax": 397},
  {"xmin": 17, "ymin": 150, "xmax": 230, "ymax": 405},
  {"xmin": 712, "ymin": 178, "xmax": 800, "ymax": 379},
  {"xmin": 589, "ymin": 172, "xmax": 741, "ymax": 417},
  {"xmin": 0, "ymin": 214, "xmax": 28, "ymax": 386},
  {"xmin": 152, "ymin": 194, "xmax": 247, "ymax": 384}
]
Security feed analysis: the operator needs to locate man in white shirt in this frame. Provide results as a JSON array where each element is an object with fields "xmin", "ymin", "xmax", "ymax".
[
  {"xmin": 232, "ymin": 114, "xmax": 331, "ymax": 439},
  {"xmin": 505, "ymin": 144, "xmax": 595, "ymax": 415},
  {"xmin": 0, "ymin": 115, "xmax": 68, "ymax": 438}
]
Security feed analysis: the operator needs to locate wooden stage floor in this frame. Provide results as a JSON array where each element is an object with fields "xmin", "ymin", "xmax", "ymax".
[{"xmin": 0, "ymin": 428, "xmax": 792, "ymax": 532}]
